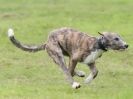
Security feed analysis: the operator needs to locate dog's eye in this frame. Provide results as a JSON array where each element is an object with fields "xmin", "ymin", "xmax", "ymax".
[{"xmin": 114, "ymin": 37, "xmax": 119, "ymax": 41}]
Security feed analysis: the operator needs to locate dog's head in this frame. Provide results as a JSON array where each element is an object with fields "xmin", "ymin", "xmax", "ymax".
[{"xmin": 98, "ymin": 32, "xmax": 128, "ymax": 51}]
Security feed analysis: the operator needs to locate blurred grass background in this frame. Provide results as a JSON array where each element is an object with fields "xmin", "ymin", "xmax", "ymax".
[{"xmin": 0, "ymin": 0, "xmax": 133, "ymax": 99}]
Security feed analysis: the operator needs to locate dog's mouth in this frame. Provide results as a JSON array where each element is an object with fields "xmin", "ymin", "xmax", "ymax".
[
  {"xmin": 118, "ymin": 48, "xmax": 126, "ymax": 51},
  {"xmin": 115, "ymin": 45, "xmax": 128, "ymax": 51}
]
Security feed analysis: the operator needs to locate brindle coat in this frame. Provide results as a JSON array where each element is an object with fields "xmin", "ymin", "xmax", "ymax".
[{"xmin": 8, "ymin": 27, "xmax": 128, "ymax": 89}]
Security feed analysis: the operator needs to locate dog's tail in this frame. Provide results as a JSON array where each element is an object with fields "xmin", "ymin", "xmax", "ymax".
[{"xmin": 8, "ymin": 28, "xmax": 46, "ymax": 52}]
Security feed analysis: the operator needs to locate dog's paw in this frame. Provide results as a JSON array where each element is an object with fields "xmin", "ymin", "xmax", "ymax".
[
  {"xmin": 75, "ymin": 70, "xmax": 85, "ymax": 77},
  {"xmin": 72, "ymin": 82, "xmax": 81, "ymax": 89},
  {"xmin": 84, "ymin": 73, "xmax": 93, "ymax": 84}
]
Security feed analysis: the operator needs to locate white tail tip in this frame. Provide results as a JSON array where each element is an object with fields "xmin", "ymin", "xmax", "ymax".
[{"xmin": 8, "ymin": 28, "xmax": 14, "ymax": 37}]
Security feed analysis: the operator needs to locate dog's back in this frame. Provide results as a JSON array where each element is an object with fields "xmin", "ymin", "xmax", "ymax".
[{"xmin": 47, "ymin": 27, "xmax": 97, "ymax": 56}]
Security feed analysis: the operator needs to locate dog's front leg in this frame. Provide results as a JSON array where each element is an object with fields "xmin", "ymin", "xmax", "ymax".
[{"xmin": 84, "ymin": 63, "xmax": 98, "ymax": 84}]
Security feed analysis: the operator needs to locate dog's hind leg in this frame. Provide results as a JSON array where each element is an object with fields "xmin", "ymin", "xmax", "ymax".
[
  {"xmin": 84, "ymin": 63, "xmax": 98, "ymax": 84},
  {"xmin": 68, "ymin": 53, "xmax": 85, "ymax": 77},
  {"xmin": 68, "ymin": 58, "xmax": 85, "ymax": 77},
  {"xmin": 46, "ymin": 43, "xmax": 80, "ymax": 89},
  {"xmin": 68, "ymin": 58, "xmax": 77, "ymax": 76}
]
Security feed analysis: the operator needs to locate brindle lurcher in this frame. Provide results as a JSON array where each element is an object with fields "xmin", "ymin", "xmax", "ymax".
[{"xmin": 8, "ymin": 27, "xmax": 128, "ymax": 89}]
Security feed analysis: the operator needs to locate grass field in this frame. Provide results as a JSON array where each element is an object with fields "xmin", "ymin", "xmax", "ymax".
[{"xmin": 0, "ymin": 0, "xmax": 133, "ymax": 99}]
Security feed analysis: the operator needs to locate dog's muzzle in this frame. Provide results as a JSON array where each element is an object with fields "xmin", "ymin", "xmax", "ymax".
[
  {"xmin": 118, "ymin": 44, "xmax": 129, "ymax": 51},
  {"xmin": 124, "ymin": 44, "xmax": 129, "ymax": 48}
]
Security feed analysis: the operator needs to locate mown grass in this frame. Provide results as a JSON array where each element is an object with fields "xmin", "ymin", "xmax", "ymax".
[{"xmin": 0, "ymin": 0, "xmax": 133, "ymax": 99}]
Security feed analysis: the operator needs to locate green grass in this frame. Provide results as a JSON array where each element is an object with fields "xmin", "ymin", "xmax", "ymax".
[{"xmin": 0, "ymin": 0, "xmax": 133, "ymax": 99}]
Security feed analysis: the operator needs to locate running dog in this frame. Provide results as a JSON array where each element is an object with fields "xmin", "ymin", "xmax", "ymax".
[{"xmin": 8, "ymin": 27, "xmax": 128, "ymax": 89}]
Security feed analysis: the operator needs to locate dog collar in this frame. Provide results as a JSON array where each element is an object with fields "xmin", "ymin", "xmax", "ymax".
[{"xmin": 97, "ymin": 38, "xmax": 108, "ymax": 52}]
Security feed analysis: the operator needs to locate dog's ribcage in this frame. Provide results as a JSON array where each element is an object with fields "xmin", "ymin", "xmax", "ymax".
[{"xmin": 83, "ymin": 49, "xmax": 104, "ymax": 64}]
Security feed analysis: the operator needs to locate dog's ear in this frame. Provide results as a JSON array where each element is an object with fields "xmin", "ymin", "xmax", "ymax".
[{"xmin": 98, "ymin": 32, "xmax": 104, "ymax": 36}]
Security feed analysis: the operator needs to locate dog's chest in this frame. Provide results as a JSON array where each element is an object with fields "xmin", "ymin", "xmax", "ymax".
[{"xmin": 83, "ymin": 50, "xmax": 103, "ymax": 64}]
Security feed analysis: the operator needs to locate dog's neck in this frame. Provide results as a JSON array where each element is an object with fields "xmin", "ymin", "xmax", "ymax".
[
  {"xmin": 94, "ymin": 37, "xmax": 108, "ymax": 52},
  {"xmin": 98, "ymin": 37, "xmax": 108, "ymax": 51}
]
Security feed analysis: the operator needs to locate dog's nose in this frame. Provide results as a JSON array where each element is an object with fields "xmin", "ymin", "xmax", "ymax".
[{"xmin": 124, "ymin": 44, "xmax": 129, "ymax": 48}]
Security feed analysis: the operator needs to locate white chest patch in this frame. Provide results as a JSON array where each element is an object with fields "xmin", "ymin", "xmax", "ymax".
[{"xmin": 83, "ymin": 50, "xmax": 104, "ymax": 64}]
